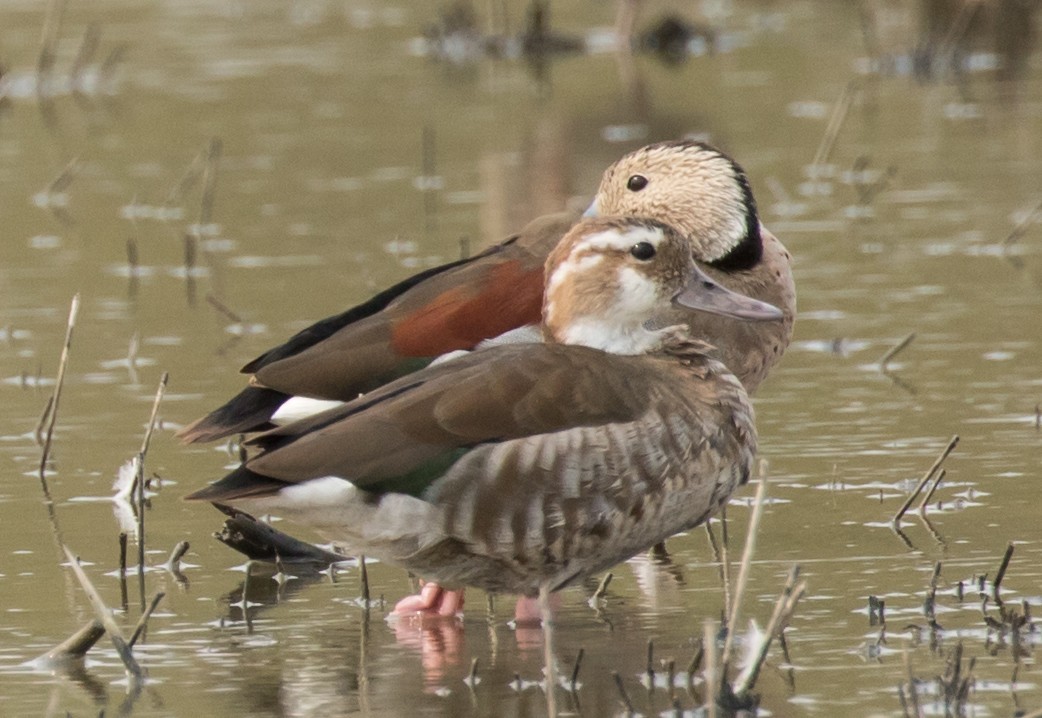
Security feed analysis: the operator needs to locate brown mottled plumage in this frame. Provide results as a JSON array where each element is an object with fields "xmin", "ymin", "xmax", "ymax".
[
  {"xmin": 178, "ymin": 141, "xmax": 794, "ymax": 444},
  {"xmin": 186, "ymin": 218, "xmax": 778, "ymax": 598}
]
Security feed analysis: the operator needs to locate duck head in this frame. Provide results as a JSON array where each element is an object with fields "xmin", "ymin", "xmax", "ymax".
[
  {"xmin": 588, "ymin": 140, "xmax": 763, "ymax": 272},
  {"xmin": 542, "ymin": 217, "xmax": 782, "ymax": 355}
]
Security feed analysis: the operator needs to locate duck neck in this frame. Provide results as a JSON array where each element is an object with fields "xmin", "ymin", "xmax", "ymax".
[{"xmin": 545, "ymin": 317, "xmax": 676, "ymax": 356}]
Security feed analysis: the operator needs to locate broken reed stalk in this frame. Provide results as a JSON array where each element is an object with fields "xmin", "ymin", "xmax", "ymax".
[
  {"xmin": 127, "ymin": 591, "xmax": 165, "ymax": 647},
  {"xmin": 61, "ymin": 546, "xmax": 142, "ymax": 679},
  {"xmin": 1003, "ymin": 196, "xmax": 1042, "ymax": 247},
  {"xmin": 467, "ymin": 657, "xmax": 479, "ymax": 687},
  {"xmin": 34, "ymin": 395, "xmax": 54, "ymax": 446},
  {"xmin": 733, "ymin": 565, "xmax": 806, "ymax": 698},
  {"xmin": 917, "ymin": 469, "xmax": 947, "ymax": 515},
  {"xmin": 878, "ymin": 332, "xmax": 917, "ymax": 372},
  {"xmin": 37, "ymin": 0, "xmax": 66, "ymax": 80},
  {"xmin": 198, "ymin": 138, "xmax": 222, "ymax": 227},
  {"xmin": 902, "ymin": 649, "xmax": 921, "ymax": 717},
  {"xmin": 37, "ymin": 620, "xmax": 105, "ymax": 663},
  {"xmin": 993, "ymin": 542, "xmax": 1015, "ymax": 600},
  {"xmin": 206, "ymin": 293, "xmax": 243, "ymax": 325},
  {"xmin": 720, "ymin": 469, "xmax": 770, "ymax": 668},
  {"xmin": 139, "ymin": 372, "xmax": 169, "ymax": 459},
  {"xmin": 40, "ymin": 294, "xmax": 80, "ymax": 478},
  {"xmin": 164, "ymin": 541, "xmax": 189, "ymax": 572},
  {"xmin": 892, "ymin": 435, "xmax": 959, "ymax": 526},
  {"xmin": 612, "ymin": 670, "xmax": 635, "ymax": 716},
  {"xmin": 591, "ymin": 572, "xmax": 613, "ymax": 603},
  {"xmin": 359, "ymin": 555, "xmax": 371, "ymax": 603},
  {"xmin": 569, "ymin": 648, "xmax": 584, "ymax": 691},
  {"xmin": 810, "ymin": 80, "xmax": 859, "ymax": 180},
  {"xmin": 70, "ymin": 23, "xmax": 100, "ymax": 82},
  {"xmin": 646, "ymin": 639, "xmax": 655, "ymax": 688}
]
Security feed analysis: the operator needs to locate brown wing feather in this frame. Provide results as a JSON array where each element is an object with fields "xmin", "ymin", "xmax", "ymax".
[
  {"xmin": 251, "ymin": 212, "xmax": 576, "ymax": 399},
  {"xmin": 242, "ymin": 343, "xmax": 664, "ymax": 488}
]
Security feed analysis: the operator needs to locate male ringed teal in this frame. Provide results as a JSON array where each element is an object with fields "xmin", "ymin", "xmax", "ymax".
[{"xmin": 177, "ymin": 141, "xmax": 795, "ymax": 444}]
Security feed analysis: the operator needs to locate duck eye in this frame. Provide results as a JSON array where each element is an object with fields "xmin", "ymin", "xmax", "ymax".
[
  {"xmin": 630, "ymin": 241, "xmax": 656, "ymax": 261},
  {"xmin": 626, "ymin": 174, "xmax": 648, "ymax": 192}
]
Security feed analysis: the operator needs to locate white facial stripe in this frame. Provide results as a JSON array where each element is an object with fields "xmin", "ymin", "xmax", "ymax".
[
  {"xmin": 575, "ymin": 225, "xmax": 664, "ymax": 254},
  {"xmin": 546, "ymin": 251, "xmax": 604, "ymax": 298}
]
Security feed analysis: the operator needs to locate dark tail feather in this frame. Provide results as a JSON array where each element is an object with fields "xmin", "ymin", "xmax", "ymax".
[
  {"xmin": 177, "ymin": 386, "xmax": 288, "ymax": 444},
  {"xmin": 184, "ymin": 465, "xmax": 289, "ymax": 503}
]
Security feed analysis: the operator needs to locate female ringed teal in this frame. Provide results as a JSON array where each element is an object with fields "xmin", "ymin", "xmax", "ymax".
[{"xmin": 186, "ymin": 217, "xmax": 780, "ymax": 606}]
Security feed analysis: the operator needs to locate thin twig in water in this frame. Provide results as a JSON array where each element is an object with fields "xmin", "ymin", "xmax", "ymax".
[
  {"xmin": 359, "ymin": 555, "xmax": 371, "ymax": 604},
  {"xmin": 878, "ymin": 332, "xmax": 916, "ymax": 372},
  {"xmin": 37, "ymin": 0, "xmax": 67, "ymax": 83},
  {"xmin": 993, "ymin": 542, "xmax": 1015, "ymax": 601},
  {"xmin": 206, "ymin": 293, "xmax": 244, "ymax": 325},
  {"xmin": 720, "ymin": 469, "xmax": 769, "ymax": 668},
  {"xmin": 138, "ymin": 372, "xmax": 168, "ymax": 459},
  {"xmin": 61, "ymin": 546, "xmax": 142, "ymax": 679},
  {"xmin": 569, "ymin": 648, "xmax": 584, "ymax": 691},
  {"xmin": 917, "ymin": 469, "xmax": 947, "ymax": 515},
  {"xmin": 810, "ymin": 80, "xmax": 860, "ymax": 181},
  {"xmin": 127, "ymin": 591, "xmax": 165, "ymax": 647},
  {"xmin": 1003, "ymin": 196, "xmax": 1042, "ymax": 247},
  {"xmin": 590, "ymin": 572, "xmax": 612, "ymax": 605},
  {"xmin": 34, "ymin": 395, "xmax": 54, "ymax": 446},
  {"xmin": 40, "ymin": 294, "xmax": 80, "ymax": 477},
  {"xmin": 612, "ymin": 671, "xmax": 635, "ymax": 716},
  {"xmin": 892, "ymin": 435, "xmax": 959, "ymax": 526},
  {"xmin": 903, "ymin": 649, "xmax": 921, "ymax": 717},
  {"xmin": 734, "ymin": 566, "xmax": 806, "ymax": 697}
]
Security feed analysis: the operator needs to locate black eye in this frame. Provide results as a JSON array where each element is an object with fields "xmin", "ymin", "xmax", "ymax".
[
  {"xmin": 630, "ymin": 241, "xmax": 656, "ymax": 260},
  {"xmin": 626, "ymin": 174, "xmax": 648, "ymax": 192}
]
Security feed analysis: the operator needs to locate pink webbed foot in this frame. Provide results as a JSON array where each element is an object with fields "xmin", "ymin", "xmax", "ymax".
[{"xmin": 393, "ymin": 581, "xmax": 466, "ymax": 618}]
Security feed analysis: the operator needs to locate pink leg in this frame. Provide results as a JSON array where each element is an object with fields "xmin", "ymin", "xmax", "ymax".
[
  {"xmin": 393, "ymin": 581, "xmax": 466, "ymax": 617},
  {"xmin": 513, "ymin": 592, "xmax": 561, "ymax": 625}
]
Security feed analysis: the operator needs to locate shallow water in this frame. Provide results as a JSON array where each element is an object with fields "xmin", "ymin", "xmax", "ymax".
[{"xmin": 1, "ymin": 1, "xmax": 1041, "ymax": 715}]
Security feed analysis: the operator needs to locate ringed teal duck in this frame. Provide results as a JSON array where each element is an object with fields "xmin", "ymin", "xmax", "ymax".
[
  {"xmin": 178, "ymin": 141, "xmax": 795, "ymax": 444},
  {"xmin": 185, "ymin": 217, "xmax": 781, "ymax": 604}
]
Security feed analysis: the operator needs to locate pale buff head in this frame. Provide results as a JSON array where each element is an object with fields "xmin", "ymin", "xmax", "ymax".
[
  {"xmin": 592, "ymin": 141, "xmax": 761, "ymax": 268},
  {"xmin": 542, "ymin": 217, "xmax": 692, "ymax": 354}
]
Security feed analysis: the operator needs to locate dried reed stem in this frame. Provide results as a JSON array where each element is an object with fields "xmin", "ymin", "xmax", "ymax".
[
  {"xmin": 40, "ymin": 294, "xmax": 80, "ymax": 477},
  {"xmin": 127, "ymin": 591, "xmax": 165, "ymax": 647},
  {"xmin": 734, "ymin": 566, "xmax": 806, "ymax": 697},
  {"xmin": 720, "ymin": 470, "xmax": 769, "ymax": 668},
  {"xmin": 1003, "ymin": 196, "xmax": 1042, "ymax": 247},
  {"xmin": 569, "ymin": 648, "xmax": 584, "ymax": 691},
  {"xmin": 612, "ymin": 670, "xmax": 634, "ymax": 716},
  {"xmin": 61, "ymin": 546, "xmax": 142, "ymax": 679},
  {"xmin": 892, "ymin": 435, "xmax": 959, "ymax": 525},
  {"xmin": 36, "ymin": 620, "xmax": 105, "ymax": 662},
  {"xmin": 878, "ymin": 332, "xmax": 916, "ymax": 372},
  {"xmin": 810, "ymin": 81, "xmax": 859, "ymax": 178},
  {"xmin": 993, "ymin": 542, "xmax": 1015, "ymax": 600},
  {"xmin": 917, "ymin": 469, "xmax": 947, "ymax": 515}
]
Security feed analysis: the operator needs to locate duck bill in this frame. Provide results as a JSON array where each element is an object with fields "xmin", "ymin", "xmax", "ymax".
[{"xmin": 671, "ymin": 267, "xmax": 783, "ymax": 322}]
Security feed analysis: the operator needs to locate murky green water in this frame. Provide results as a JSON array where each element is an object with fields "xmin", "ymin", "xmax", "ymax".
[{"xmin": 1, "ymin": 1, "xmax": 1041, "ymax": 715}]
